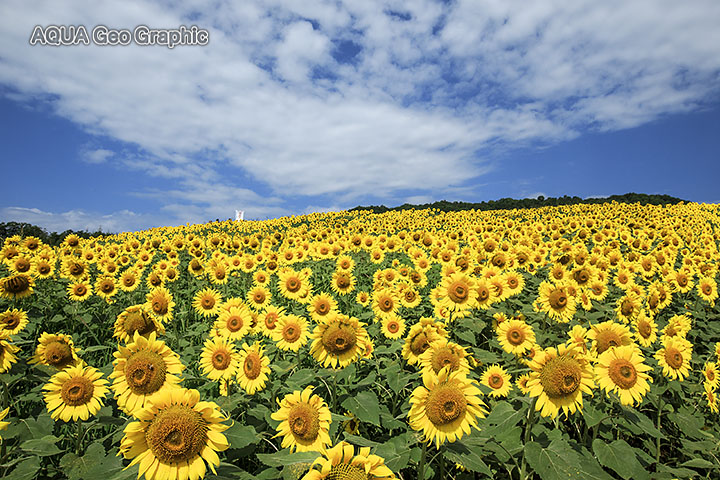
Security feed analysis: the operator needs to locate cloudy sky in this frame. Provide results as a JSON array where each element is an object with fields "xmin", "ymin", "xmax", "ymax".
[{"xmin": 1, "ymin": 0, "xmax": 719, "ymax": 233}]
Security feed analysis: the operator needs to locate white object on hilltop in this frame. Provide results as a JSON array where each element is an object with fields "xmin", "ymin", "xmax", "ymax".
[{"xmin": 235, "ymin": 210, "xmax": 245, "ymax": 221}]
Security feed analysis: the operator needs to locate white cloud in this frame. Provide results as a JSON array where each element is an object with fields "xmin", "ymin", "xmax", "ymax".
[
  {"xmin": 82, "ymin": 148, "xmax": 114, "ymax": 164},
  {"xmin": 0, "ymin": 0, "xmax": 718, "ymax": 230},
  {"xmin": 0, "ymin": 206, "xmax": 159, "ymax": 233}
]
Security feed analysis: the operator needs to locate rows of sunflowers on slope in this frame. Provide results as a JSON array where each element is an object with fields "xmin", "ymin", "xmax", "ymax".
[{"xmin": 0, "ymin": 201, "xmax": 719, "ymax": 479}]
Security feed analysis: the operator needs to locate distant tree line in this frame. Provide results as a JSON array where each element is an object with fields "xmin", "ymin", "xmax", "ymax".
[
  {"xmin": 350, "ymin": 193, "xmax": 686, "ymax": 214},
  {"xmin": 0, "ymin": 222, "xmax": 108, "ymax": 246}
]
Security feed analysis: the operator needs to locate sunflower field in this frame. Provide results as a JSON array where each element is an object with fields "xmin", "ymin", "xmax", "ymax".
[{"xmin": 0, "ymin": 202, "xmax": 719, "ymax": 480}]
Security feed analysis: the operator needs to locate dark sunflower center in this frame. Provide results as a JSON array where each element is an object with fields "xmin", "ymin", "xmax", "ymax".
[
  {"xmin": 707, "ymin": 370, "xmax": 715, "ymax": 382},
  {"xmin": 336, "ymin": 275, "xmax": 350, "ymax": 289},
  {"xmin": 508, "ymin": 277, "xmax": 519, "ymax": 289},
  {"xmin": 448, "ymin": 282, "xmax": 469, "ymax": 303},
  {"xmin": 282, "ymin": 324, "xmax": 301, "ymax": 343},
  {"xmin": 44, "ymin": 340, "xmax": 74, "ymax": 368},
  {"xmin": 489, "ymin": 374, "xmax": 504, "ymax": 388},
  {"xmin": 5, "ymin": 275, "xmax": 30, "ymax": 294},
  {"xmin": 431, "ymin": 347, "xmax": 459, "ymax": 373},
  {"xmin": 574, "ymin": 270, "xmax": 590, "ymax": 285},
  {"xmin": 379, "ymin": 297, "xmax": 394, "ymax": 312},
  {"xmin": 637, "ymin": 320, "xmax": 652, "ymax": 338},
  {"xmin": 665, "ymin": 348, "xmax": 684, "ymax": 369},
  {"xmin": 322, "ymin": 324, "xmax": 357, "ymax": 355},
  {"xmin": 288, "ymin": 403, "xmax": 320, "ymax": 442},
  {"xmin": 264, "ymin": 314, "xmax": 277, "ymax": 329},
  {"xmin": 702, "ymin": 284, "xmax": 712, "ymax": 295},
  {"xmin": 38, "ymin": 263, "xmax": 51, "ymax": 274},
  {"xmin": 387, "ymin": 321, "xmax": 399, "ymax": 333},
  {"xmin": 15, "ymin": 258, "xmax": 31, "ymax": 272},
  {"xmin": 608, "ymin": 359, "xmax": 638, "ymax": 389},
  {"xmin": 70, "ymin": 264, "xmax": 84, "ymax": 276},
  {"xmin": 508, "ymin": 328, "xmax": 525, "ymax": 346},
  {"xmin": 425, "ymin": 382, "xmax": 467, "ymax": 426},
  {"xmin": 287, "ymin": 278, "xmax": 300, "ymax": 292},
  {"xmin": 316, "ymin": 301, "xmax": 330, "ymax": 315},
  {"xmin": 548, "ymin": 289, "xmax": 567, "ymax": 309},
  {"xmin": 539, "ymin": 355, "xmax": 583, "ymax": 399},
  {"xmin": 227, "ymin": 316, "xmax": 243, "ymax": 332},
  {"xmin": 125, "ymin": 310, "xmax": 155, "ymax": 336},
  {"xmin": 201, "ymin": 297, "xmax": 215, "ymax": 309},
  {"xmin": 60, "ymin": 376, "xmax": 94, "ymax": 406},
  {"xmin": 3, "ymin": 314, "xmax": 20, "ymax": 329},
  {"xmin": 243, "ymin": 353, "xmax": 261, "ymax": 379},
  {"xmin": 146, "ymin": 405, "xmax": 208, "ymax": 464},
  {"xmin": 152, "ymin": 296, "xmax": 169, "ymax": 315},
  {"xmin": 410, "ymin": 332, "xmax": 431, "ymax": 356},
  {"xmin": 677, "ymin": 275, "xmax": 688, "ymax": 287},
  {"xmin": 100, "ymin": 280, "xmax": 114, "ymax": 294},
  {"xmin": 253, "ymin": 291, "xmax": 265, "ymax": 303},
  {"xmin": 621, "ymin": 299, "xmax": 634, "ymax": 316},
  {"xmin": 477, "ymin": 286, "xmax": 490, "ymax": 301},
  {"xmin": 212, "ymin": 350, "xmax": 231, "ymax": 370},
  {"xmin": 123, "ymin": 275, "xmax": 136, "ymax": 287},
  {"xmin": 595, "ymin": 329, "xmax": 622, "ymax": 354},
  {"xmin": 125, "ymin": 350, "xmax": 167, "ymax": 395}
]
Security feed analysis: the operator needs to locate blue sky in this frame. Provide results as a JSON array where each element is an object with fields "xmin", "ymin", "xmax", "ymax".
[{"xmin": 1, "ymin": 0, "xmax": 719, "ymax": 233}]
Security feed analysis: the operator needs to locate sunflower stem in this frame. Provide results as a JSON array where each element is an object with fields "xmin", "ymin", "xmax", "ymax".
[
  {"xmin": 332, "ymin": 369, "xmax": 338, "ymax": 412},
  {"xmin": 655, "ymin": 394, "xmax": 664, "ymax": 465},
  {"xmin": 417, "ymin": 441, "xmax": 428, "ymax": 480},
  {"xmin": 75, "ymin": 419, "xmax": 84, "ymax": 455},
  {"xmin": 520, "ymin": 397, "xmax": 538, "ymax": 480},
  {"xmin": 438, "ymin": 445, "xmax": 445, "ymax": 479}
]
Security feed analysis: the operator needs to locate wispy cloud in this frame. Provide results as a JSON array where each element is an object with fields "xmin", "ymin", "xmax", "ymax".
[{"xmin": 1, "ymin": 0, "xmax": 718, "ymax": 230}]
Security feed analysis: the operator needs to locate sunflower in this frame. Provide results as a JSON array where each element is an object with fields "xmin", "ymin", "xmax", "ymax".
[
  {"xmin": 43, "ymin": 364, "xmax": 109, "ymax": 421},
  {"xmin": 199, "ymin": 336, "xmax": 239, "ymax": 383},
  {"xmin": 331, "ymin": 270, "xmax": 356, "ymax": 295},
  {"xmin": 526, "ymin": 344, "xmax": 595, "ymax": 419},
  {"xmin": 110, "ymin": 332, "xmax": 184, "ymax": 415},
  {"xmin": 120, "ymin": 387, "xmax": 230, "ymax": 480},
  {"xmin": 566, "ymin": 325, "xmax": 589, "ymax": 355},
  {"xmin": 336, "ymin": 255, "xmax": 355, "ymax": 272},
  {"xmin": 516, "ymin": 373, "xmax": 532, "ymax": 395},
  {"xmin": 654, "ymin": 337, "xmax": 693, "ymax": 381},
  {"xmin": 474, "ymin": 278, "xmax": 496, "ymax": 310},
  {"xmin": 697, "ymin": 276, "xmax": 718, "ymax": 305},
  {"xmin": 438, "ymin": 272, "xmax": 478, "ymax": 314},
  {"xmin": 409, "ymin": 368, "xmax": 487, "ymax": 448},
  {"xmin": 496, "ymin": 319, "xmax": 536, "ymax": 356},
  {"xmin": 114, "ymin": 305, "xmax": 165, "ymax": 344},
  {"xmin": 418, "ymin": 338, "xmax": 470, "ymax": 385},
  {"xmin": 704, "ymin": 383, "xmax": 718, "ymax": 414},
  {"xmin": 0, "ymin": 407, "xmax": 9, "ymax": 441},
  {"xmin": 0, "ymin": 335, "xmax": 20, "ymax": 373},
  {"xmin": 0, "ymin": 273, "xmax": 35, "ymax": 300},
  {"xmin": 213, "ymin": 305, "xmax": 253, "ymax": 340},
  {"xmin": 29, "ymin": 332, "xmax": 81, "ymax": 370},
  {"xmin": 95, "ymin": 275, "xmax": 118, "ymax": 301},
  {"xmin": 536, "ymin": 281, "xmax": 576, "ymax": 323},
  {"xmin": 246, "ymin": 285, "xmax": 271, "ymax": 311},
  {"xmin": 481, "ymin": 364, "xmax": 513, "ymax": 398},
  {"xmin": 660, "ymin": 314, "xmax": 692, "ymax": 343},
  {"xmin": 587, "ymin": 321, "xmax": 633, "ymax": 357},
  {"xmin": 236, "ymin": 342, "xmax": 271, "ymax": 395},
  {"xmin": 632, "ymin": 311, "xmax": 657, "ymax": 347},
  {"xmin": 594, "ymin": 345, "xmax": 652, "ymax": 406},
  {"xmin": 615, "ymin": 292, "xmax": 642, "ymax": 323},
  {"xmin": 272, "ymin": 314, "xmax": 309, "ymax": 352},
  {"xmin": 192, "ymin": 288, "xmax": 223, "ymax": 318},
  {"xmin": 401, "ymin": 319, "xmax": 446, "ymax": 366},
  {"xmin": 301, "ymin": 441, "xmax": 397, "ymax": 480},
  {"xmin": 67, "ymin": 280, "xmax": 92, "ymax": 302},
  {"xmin": 0, "ymin": 308, "xmax": 28, "ymax": 335},
  {"xmin": 503, "ymin": 271, "xmax": 525, "ymax": 297},
  {"xmin": 372, "ymin": 288, "xmax": 399, "ymax": 320},
  {"xmin": 380, "ymin": 314, "xmax": 406, "ymax": 339},
  {"xmin": 145, "ymin": 287, "xmax": 175, "ymax": 323},
  {"xmin": 702, "ymin": 362, "xmax": 719, "ymax": 389},
  {"xmin": 308, "ymin": 293, "xmax": 338, "ymax": 323},
  {"xmin": 278, "ymin": 268, "xmax": 311, "ymax": 301},
  {"xmin": 271, "ymin": 386, "xmax": 332, "ymax": 453},
  {"xmin": 119, "ymin": 269, "xmax": 141, "ymax": 292},
  {"xmin": 355, "ymin": 290, "xmax": 370, "ymax": 307},
  {"xmin": 258, "ymin": 305, "xmax": 285, "ymax": 338},
  {"xmin": 309, "ymin": 314, "xmax": 370, "ymax": 369},
  {"xmin": 33, "ymin": 258, "xmax": 55, "ymax": 278}
]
